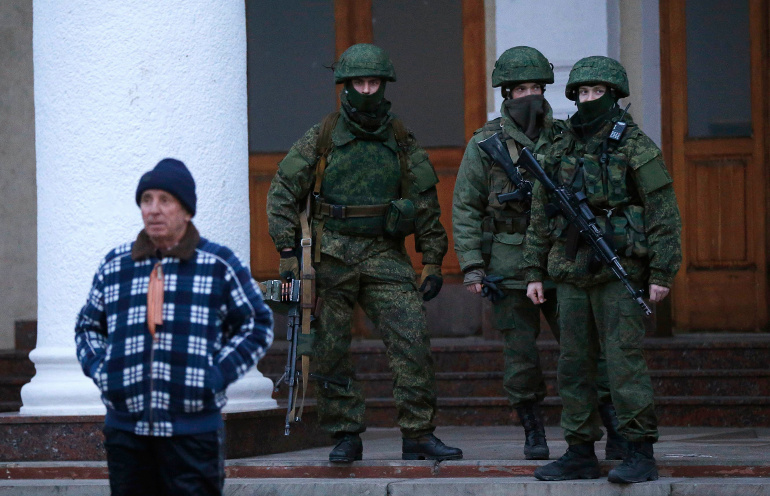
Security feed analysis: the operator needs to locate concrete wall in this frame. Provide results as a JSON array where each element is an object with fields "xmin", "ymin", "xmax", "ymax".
[
  {"xmin": 619, "ymin": 0, "xmax": 662, "ymax": 146},
  {"xmin": 0, "ymin": 0, "xmax": 36, "ymax": 349},
  {"xmin": 488, "ymin": 0, "xmax": 661, "ymax": 147},
  {"xmin": 492, "ymin": 0, "xmax": 621, "ymax": 121}
]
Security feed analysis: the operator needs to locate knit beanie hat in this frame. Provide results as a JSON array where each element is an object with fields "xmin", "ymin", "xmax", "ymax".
[{"xmin": 135, "ymin": 158, "xmax": 197, "ymax": 216}]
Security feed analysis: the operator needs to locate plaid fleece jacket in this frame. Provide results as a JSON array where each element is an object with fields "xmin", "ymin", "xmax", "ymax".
[{"xmin": 75, "ymin": 225, "xmax": 273, "ymax": 436}]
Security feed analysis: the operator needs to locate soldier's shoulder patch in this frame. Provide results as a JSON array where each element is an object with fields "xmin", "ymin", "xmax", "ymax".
[
  {"xmin": 626, "ymin": 138, "xmax": 672, "ymax": 194},
  {"xmin": 293, "ymin": 124, "xmax": 322, "ymax": 162},
  {"xmin": 409, "ymin": 148, "xmax": 438, "ymax": 193}
]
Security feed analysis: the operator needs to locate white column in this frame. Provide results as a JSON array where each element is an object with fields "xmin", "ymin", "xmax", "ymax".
[
  {"xmin": 21, "ymin": 0, "xmax": 276, "ymax": 415},
  {"xmin": 493, "ymin": 0, "xmax": 621, "ymax": 120}
]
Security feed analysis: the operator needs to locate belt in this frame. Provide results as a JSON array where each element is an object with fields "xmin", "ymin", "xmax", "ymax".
[{"xmin": 315, "ymin": 202, "xmax": 389, "ymax": 220}]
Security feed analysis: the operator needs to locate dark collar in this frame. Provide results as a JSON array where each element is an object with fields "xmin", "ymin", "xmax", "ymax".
[{"xmin": 131, "ymin": 222, "xmax": 200, "ymax": 262}]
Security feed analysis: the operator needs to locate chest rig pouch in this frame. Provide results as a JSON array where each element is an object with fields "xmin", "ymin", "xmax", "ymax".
[
  {"xmin": 551, "ymin": 125, "xmax": 649, "ymax": 263},
  {"xmin": 310, "ymin": 113, "xmax": 416, "ymax": 260},
  {"xmin": 478, "ymin": 121, "xmax": 532, "ymax": 265}
]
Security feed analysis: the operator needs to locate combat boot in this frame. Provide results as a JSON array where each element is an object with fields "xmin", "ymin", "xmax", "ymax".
[
  {"xmin": 402, "ymin": 433, "xmax": 463, "ymax": 461},
  {"xmin": 598, "ymin": 403, "xmax": 628, "ymax": 460},
  {"xmin": 533, "ymin": 443, "xmax": 601, "ymax": 481},
  {"xmin": 329, "ymin": 433, "xmax": 363, "ymax": 463},
  {"xmin": 608, "ymin": 441, "xmax": 659, "ymax": 483},
  {"xmin": 515, "ymin": 403, "xmax": 549, "ymax": 460}
]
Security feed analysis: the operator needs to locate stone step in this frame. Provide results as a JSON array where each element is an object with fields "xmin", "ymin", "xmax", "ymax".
[
  {"xmin": 0, "ymin": 401, "xmax": 21, "ymax": 413},
  {"xmin": 0, "ymin": 376, "xmax": 31, "ymax": 403},
  {"xmin": 348, "ymin": 395, "xmax": 770, "ymax": 428},
  {"xmin": 0, "ymin": 351, "xmax": 34, "ymax": 377},
  {"xmin": 1, "ymin": 477, "xmax": 769, "ymax": 496},
  {"xmin": 266, "ymin": 368, "xmax": 770, "ymax": 400},
  {"xmin": 258, "ymin": 335, "xmax": 770, "ymax": 376}
]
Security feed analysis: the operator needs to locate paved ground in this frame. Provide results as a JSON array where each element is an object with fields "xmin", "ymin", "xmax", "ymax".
[
  {"xmin": 1, "ymin": 425, "xmax": 768, "ymax": 495},
  {"xmin": 250, "ymin": 425, "xmax": 770, "ymax": 464}
]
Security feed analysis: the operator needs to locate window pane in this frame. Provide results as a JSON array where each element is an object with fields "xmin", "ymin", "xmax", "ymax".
[
  {"xmin": 372, "ymin": 0, "xmax": 465, "ymax": 147},
  {"xmin": 246, "ymin": 1, "xmax": 336, "ymax": 152},
  {"xmin": 686, "ymin": 0, "xmax": 752, "ymax": 138}
]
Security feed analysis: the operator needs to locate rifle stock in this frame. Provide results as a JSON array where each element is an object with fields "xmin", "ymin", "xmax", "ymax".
[{"xmin": 477, "ymin": 133, "xmax": 532, "ymax": 203}]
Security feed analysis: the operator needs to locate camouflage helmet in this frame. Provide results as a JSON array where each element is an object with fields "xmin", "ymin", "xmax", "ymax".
[
  {"xmin": 565, "ymin": 55, "xmax": 629, "ymax": 100},
  {"xmin": 333, "ymin": 44, "xmax": 397, "ymax": 83},
  {"xmin": 491, "ymin": 46, "xmax": 554, "ymax": 88}
]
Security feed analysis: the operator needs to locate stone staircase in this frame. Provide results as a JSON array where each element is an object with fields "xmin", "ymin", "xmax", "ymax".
[
  {"xmin": 0, "ymin": 321, "xmax": 35, "ymax": 413},
  {"xmin": 258, "ymin": 333, "xmax": 770, "ymax": 428}
]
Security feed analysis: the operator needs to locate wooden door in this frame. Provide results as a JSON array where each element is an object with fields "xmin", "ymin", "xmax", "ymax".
[
  {"xmin": 247, "ymin": 0, "xmax": 485, "ymax": 281},
  {"xmin": 660, "ymin": 0, "xmax": 768, "ymax": 331}
]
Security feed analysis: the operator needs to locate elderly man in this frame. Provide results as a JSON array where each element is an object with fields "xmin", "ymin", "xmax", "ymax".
[{"xmin": 75, "ymin": 158, "xmax": 274, "ymax": 496}]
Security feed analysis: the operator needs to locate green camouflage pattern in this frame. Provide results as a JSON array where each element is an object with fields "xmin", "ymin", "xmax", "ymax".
[
  {"xmin": 494, "ymin": 288, "xmax": 559, "ymax": 407},
  {"xmin": 522, "ymin": 111, "xmax": 682, "ymax": 289},
  {"xmin": 267, "ymin": 115, "xmax": 447, "ymax": 265},
  {"xmin": 521, "ymin": 108, "xmax": 680, "ymax": 449},
  {"xmin": 334, "ymin": 43, "xmax": 397, "ymax": 83},
  {"xmin": 565, "ymin": 56, "xmax": 629, "ymax": 100},
  {"xmin": 267, "ymin": 109, "xmax": 447, "ymax": 437},
  {"xmin": 492, "ymin": 46, "xmax": 554, "ymax": 88},
  {"xmin": 311, "ymin": 252, "xmax": 436, "ymax": 436},
  {"xmin": 319, "ymin": 119, "xmax": 402, "ymax": 236},
  {"xmin": 493, "ymin": 287, "xmax": 612, "ymax": 408},
  {"xmin": 556, "ymin": 281, "xmax": 659, "ymax": 444},
  {"xmin": 452, "ymin": 100, "xmax": 556, "ymax": 288}
]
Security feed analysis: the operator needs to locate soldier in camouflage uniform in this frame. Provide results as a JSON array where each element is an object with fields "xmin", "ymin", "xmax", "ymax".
[
  {"xmin": 453, "ymin": 46, "xmax": 622, "ymax": 461},
  {"xmin": 266, "ymin": 44, "xmax": 462, "ymax": 464},
  {"xmin": 524, "ymin": 56, "xmax": 682, "ymax": 483}
]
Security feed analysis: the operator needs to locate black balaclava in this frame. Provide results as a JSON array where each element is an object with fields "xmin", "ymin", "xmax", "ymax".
[
  {"xmin": 503, "ymin": 93, "xmax": 546, "ymax": 141},
  {"xmin": 341, "ymin": 80, "xmax": 391, "ymax": 131},
  {"xmin": 576, "ymin": 91, "xmax": 616, "ymax": 123},
  {"xmin": 572, "ymin": 91, "xmax": 618, "ymax": 137}
]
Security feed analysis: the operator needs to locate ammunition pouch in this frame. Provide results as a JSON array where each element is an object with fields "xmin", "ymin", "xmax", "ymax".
[
  {"xmin": 384, "ymin": 198, "xmax": 416, "ymax": 237},
  {"xmin": 481, "ymin": 213, "xmax": 529, "ymax": 265}
]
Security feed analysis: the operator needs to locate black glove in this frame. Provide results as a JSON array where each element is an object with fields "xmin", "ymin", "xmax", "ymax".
[
  {"xmin": 419, "ymin": 264, "xmax": 443, "ymax": 302},
  {"xmin": 480, "ymin": 275, "xmax": 506, "ymax": 303}
]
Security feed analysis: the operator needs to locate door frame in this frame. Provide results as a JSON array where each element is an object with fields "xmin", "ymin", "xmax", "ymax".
[{"xmin": 659, "ymin": 0, "xmax": 768, "ymax": 331}]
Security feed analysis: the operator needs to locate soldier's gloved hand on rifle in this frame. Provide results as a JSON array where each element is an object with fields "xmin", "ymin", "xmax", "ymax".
[
  {"xmin": 419, "ymin": 264, "xmax": 443, "ymax": 302},
  {"xmin": 480, "ymin": 275, "xmax": 506, "ymax": 303},
  {"xmin": 279, "ymin": 249, "xmax": 299, "ymax": 281},
  {"xmin": 463, "ymin": 267, "xmax": 485, "ymax": 295}
]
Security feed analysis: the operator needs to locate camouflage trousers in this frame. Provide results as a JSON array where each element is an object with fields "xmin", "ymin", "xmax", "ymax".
[
  {"xmin": 312, "ymin": 251, "xmax": 436, "ymax": 438},
  {"xmin": 493, "ymin": 288, "xmax": 559, "ymax": 407},
  {"xmin": 556, "ymin": 280, "xmax": 658, "ymax": 445}
]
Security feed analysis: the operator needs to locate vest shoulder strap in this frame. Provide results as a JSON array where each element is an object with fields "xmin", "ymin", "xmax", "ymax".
[{"xmin": 316, "ymin": 111, "xmax": 341, "ymax": 157}]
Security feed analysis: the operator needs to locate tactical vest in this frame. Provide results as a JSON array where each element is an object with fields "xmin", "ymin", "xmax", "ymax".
[
  {"xmin": 310, "ymin": 112, "xmax": 438, "ymax": 260},
  {"xmin": 476, "ymin": 119, "xmax": 538, "ymax": 263},
  {"xmin": 550, "ymin": 122, "xmax": 648, "ymax": 259}
]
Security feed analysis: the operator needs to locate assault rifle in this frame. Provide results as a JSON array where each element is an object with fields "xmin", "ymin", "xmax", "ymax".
[
  {"xmin": 477, "ymin": 133, "xmax": 652, "ymax": 316},
  {"xmin": 261, "ymin": 279, "xmax": 350, "ymax": 436},
  {"xmin": 478, "ymin": 135, "xmax": 533, "ymax": 204}
]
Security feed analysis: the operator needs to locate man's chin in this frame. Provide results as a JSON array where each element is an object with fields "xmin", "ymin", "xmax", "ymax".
[{"xmin": 146, "ymin": 227, "xmax": 168, "ymax": 238}]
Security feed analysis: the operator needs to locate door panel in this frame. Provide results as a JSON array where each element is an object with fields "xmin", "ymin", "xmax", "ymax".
[
  {"xmin": 247, "ymin": 0, "xmax": 485, "ymax": 280},
  {"xmin": 661, "ymin": 0, "xmax": 768, "ymax": 331}
]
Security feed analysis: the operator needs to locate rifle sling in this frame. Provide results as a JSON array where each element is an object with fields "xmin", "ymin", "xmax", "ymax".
[{"xmin": 295, "ymin": 197, "xmax": 315, "ymax": 423}]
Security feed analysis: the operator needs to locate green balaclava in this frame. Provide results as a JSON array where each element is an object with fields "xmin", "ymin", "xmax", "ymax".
[{"xmin": 503, "ymin": 93, "xmax": 546, "ymax": 141}]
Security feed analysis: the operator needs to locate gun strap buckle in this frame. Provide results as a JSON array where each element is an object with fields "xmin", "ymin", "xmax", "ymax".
[
  {"xmin": 330, "ymin": 204, "xmax": 346, "ymax": 219},
  {"xmin": 300, "ymin": 237, "xmax": 312, "ymax": 247}
]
